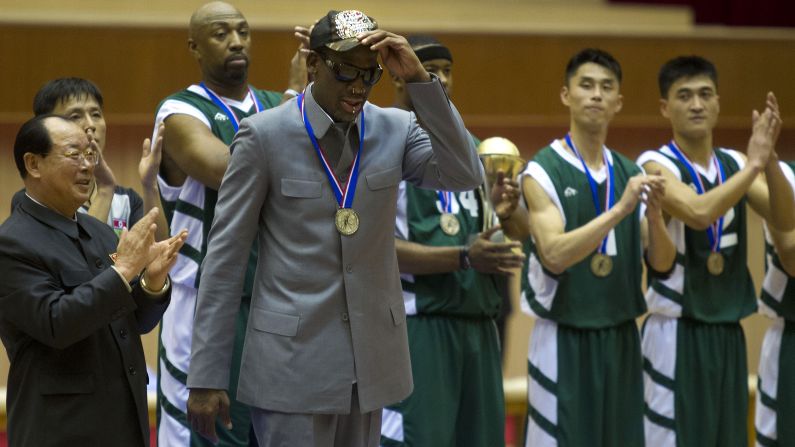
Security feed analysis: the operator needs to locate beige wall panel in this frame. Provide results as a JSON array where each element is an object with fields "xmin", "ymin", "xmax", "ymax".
[
  {"xmin": 1, "ymin": 24, "xmax": 794, "ymax": 387},
  {"xmin": 0, "ymin": 0, "xmax": 688, "ymax": 34}
]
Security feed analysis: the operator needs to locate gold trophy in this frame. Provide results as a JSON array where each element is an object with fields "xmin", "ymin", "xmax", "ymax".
[
  {"xmin": 477, "ymin": 137, "xmax": 527, "ymax": 232},
  {"xmin": 476, "ymin": 137, "xmax": 527, "ymax": 307}
]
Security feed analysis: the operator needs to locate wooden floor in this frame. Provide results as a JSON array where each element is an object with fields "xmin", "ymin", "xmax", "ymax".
[{"xmin": 0, "ymin": 379, "xmax": 761, "ymax": 446}]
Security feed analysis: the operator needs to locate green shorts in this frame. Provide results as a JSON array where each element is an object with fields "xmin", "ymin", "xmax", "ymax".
[
  {"xmin": 380, "ymin": 315, "xmax": 504, "ymax": 447},
  {"xmin": 642, "ymin": 315, "xmax": 748, "ymax": 447},
  {"xmin": 157, "ymin": 296, "xmax": 253, "ymax": 447},
  {"xmin": 525, "ymin": 319, "xmax": 644, "ymax": 447}
]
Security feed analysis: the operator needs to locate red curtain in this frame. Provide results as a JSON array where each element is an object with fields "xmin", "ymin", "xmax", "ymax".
[{"xmin": 609, "ymin": 0, "xmax": 794, "ymax": 27}]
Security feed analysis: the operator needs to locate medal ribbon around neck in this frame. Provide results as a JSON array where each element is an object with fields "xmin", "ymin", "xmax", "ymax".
[
  {"xmin": 297, "ymin": 93, "xmax": 365, "ymax": 210},
  {"xmin": 437, "ymin": 191, "xmax": 453, "ymax": 214},
  {"xmin": 565, "ymin": 134, "xmax": 614, "ymax": 255},
  {"xmin": 667, "ymin": 140, "xmax": 725, "ymax": 252},
  {"xmin": 200, "ymin": 82, "xmax": 264, "ymax": 133}
]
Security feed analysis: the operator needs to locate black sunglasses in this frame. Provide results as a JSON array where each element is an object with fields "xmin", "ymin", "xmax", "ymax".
[{"xmin": 320, "ymin": 55, "xmax": 383, "ymax": 86}]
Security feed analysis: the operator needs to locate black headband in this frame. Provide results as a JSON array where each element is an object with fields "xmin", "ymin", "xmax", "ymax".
[{"xmin": 413, "ymin": 44, "xmax": 453, "ymax": 63}]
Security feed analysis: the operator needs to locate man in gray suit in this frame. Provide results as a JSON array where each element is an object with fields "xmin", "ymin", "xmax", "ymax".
[{"xmin": 186, "ymin": 10, "xmax": 483, "ymax": 447}]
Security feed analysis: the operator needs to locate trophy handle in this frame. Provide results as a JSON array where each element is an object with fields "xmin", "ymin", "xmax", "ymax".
[{"xmin": 479, "ymin": 184, "xmax": 496, "ymax": 232}]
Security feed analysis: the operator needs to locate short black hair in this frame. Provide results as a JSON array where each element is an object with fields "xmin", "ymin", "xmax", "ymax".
[
  {"xmin": 658, "ymin": 55, "xmax": 718, "ymax": 98},
  {"xmin": 32, "ymin": 77, "xmax": 104, "ymax": 116},
  {"xmin": 565, "ymin": 48, "xmax": 622, "ymax": 85},
  {"xmin": 14, "ymin": 114, "xmax": 65, "ymax": 178}
]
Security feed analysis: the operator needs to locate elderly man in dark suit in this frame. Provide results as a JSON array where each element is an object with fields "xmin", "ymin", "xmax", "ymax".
[{"xmin": 0, "ymin": 114, "xmax": 187, "ymax": 447}]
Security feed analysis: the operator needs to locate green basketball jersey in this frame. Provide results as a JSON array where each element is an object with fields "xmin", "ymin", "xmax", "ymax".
[
  {"xmin": 398, "ymin": 184, "xmax": 502, "ymax": 318},
  {"xmin": 156, "ymin": 86, "xmax": 282, "ymax": 295},
  {"xmin": 641, "ymin": 146, "xmax": 756, "ymax": 322},
  {"xmin": 760, "ymin": 161, "xmax": 795, "ymax": 322},
  {"xmin": 523, "ymin": 143, "xmax": 646, "ymax": 329},
  {"xmin": 396, "ymin": 132, "xmax": 502, "ymax": 318}
]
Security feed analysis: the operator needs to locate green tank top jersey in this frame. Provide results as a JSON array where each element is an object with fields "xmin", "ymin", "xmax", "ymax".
[
  {"xmin": 401, "ymin": 184, "xmax": 502, "ymax": 318},
  {"xmin": 160, "ymin": 88, "xmax": 281, "ymax": 145},
  {"xmin": 528, "ymin": 145, "xmax": 646, "ymax": 329},
  {"xmin": 399, "ymin": 132, "xmax": 503, "ymax": 318},
  {"xmin": 649, "ymin": 148, "xmax": 756, "ymax": 322},
  {"xmin": 157, "ymin": 87, "xmax": 282, "ymax": 295},
  {"xmin": 760, "ymin": 161, "xmax": 795, "ymax": 321}
]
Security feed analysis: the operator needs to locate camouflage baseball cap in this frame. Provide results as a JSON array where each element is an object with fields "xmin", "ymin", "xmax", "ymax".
[{"xmin": 310, "ymin": 10, "xmax": 378, "ymax": 52}]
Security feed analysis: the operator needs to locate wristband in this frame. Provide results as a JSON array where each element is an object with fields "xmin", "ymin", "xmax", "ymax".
[{"xmin": 140, "ymin": 271, "xmax": 170, "ymax": 295}]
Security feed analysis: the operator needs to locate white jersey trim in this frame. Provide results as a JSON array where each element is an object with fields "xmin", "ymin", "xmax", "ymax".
[
  {"xmin": 158, "ymin": 178, "xmax": 182, "ymax": 202},
  {"xmin": 523, "ymin": 253, "xmax": 558, "ymax": 316},
  {"xmin": 755, "ymin": 319, "xmax": 784, "ymax": 443},
  {"xmin": 152, "ymin": 84, "xmax": 255, "ymax": 143},
  {"xmin": 638, "ymin": 149, "xmax": 682, "ymax": 181},
  {"xmin": 642, "ymin": 144, "xmax": 743, "ymax": 184},
  {"xmin": 760, "ymin": 161, "xmax": 795, "ymax": 319},
  {"xmin": 381, "ymin": 408, "xmax": 405, "ymax": 442},
  {"xmin": 780, "ymin": 160, "xmax": 795, "ymax": 186},
  {"xmin": 525, "ymin": 319, "xmax": 559, "ymax": 447},
  {"xmin": 395, "ymin": 182, "xmax": 419, "ymax": 315},
  {"xmin": 523, "ymin": 161, "xmax": 565, "ymax": 227},
  {"xmin": 761, "ymin": 257, "xmax": 788, "ymax": 318},
  {"xmin": 642, "ymin": 314, "xmax": 678, "ymax": 446},
  {"xmin": 395, "ymin": 181, "xmax": 409, "ymax": 240}
]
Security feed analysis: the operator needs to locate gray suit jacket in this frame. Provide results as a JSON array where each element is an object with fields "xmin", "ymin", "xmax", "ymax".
[{"xmin": 188, "ymin": 77, "xmax": 483, "ymax": 413}]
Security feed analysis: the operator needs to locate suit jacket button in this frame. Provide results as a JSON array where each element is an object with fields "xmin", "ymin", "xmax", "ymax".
[
  {"xmin": 345, "ymin": 264, "xmax": 353, "ymax": 273},
  {"xmin": 119, "ymin": 329, "xmax": 128, "ymax": 339},
  {"xmin": 95, "ymin": 259, "xmax": 103, "ymax": 268},
  {"xmin": 342, "ymin": 312, "xmax": 349, "ymax": 322},
  {"xmin": 128, "ymin": 366, "xmax": 137, "ymax": 375}
]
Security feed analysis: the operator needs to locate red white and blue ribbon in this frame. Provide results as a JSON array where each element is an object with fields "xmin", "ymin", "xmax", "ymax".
[
  {"xmin": 565, "ymin": 133, "xmax": 614, "ymax": 255},
  {"xmin": 437, "ymin": 191, "xmax": 453, "ymax": 214},
  {"xmin": 200, "ymin": 82, "xmax": 264, "ymax": 133},
  {"xmin": 297, "ymin": 93, "xmax": 365, "ymax": 209},
  {"xmin": 667, "ymin": 140, "xmax": 725, "ymax": 252}
]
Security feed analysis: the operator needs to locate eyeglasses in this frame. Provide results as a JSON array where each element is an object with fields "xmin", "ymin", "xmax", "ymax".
[
  {"xmin": 321, "ymin": 56, "xmax": 383, "ymax": 86},
  {"xmin": 58, "ymin": 147, "xmax": 99, "ymax": 166}
]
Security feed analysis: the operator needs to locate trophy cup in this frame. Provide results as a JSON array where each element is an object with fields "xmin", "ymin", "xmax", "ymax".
[
  {"xmin": 476, "ymin": 137, "xmax": 527, "ymax": 305},
  {"xmin": 477, "ymin": 137, "xmax": 527, "ymax": 232}
]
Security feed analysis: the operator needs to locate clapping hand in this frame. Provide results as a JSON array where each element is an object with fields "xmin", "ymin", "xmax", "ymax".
[
  {"xmin": 490, "ymin": 171, "xmax": 521, "ymax": 219},
  {"xmin": 142, "ymin": 228, "xmax": 188, "ymax": 291},
  {"xmin": 139, "ymin": 124, "xmax": 163, "ymax": 190}
]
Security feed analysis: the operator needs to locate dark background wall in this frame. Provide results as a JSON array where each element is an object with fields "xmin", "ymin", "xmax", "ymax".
[{"xmin": 610, "ymin": 0, "xmax": 795, "ymax": 27}]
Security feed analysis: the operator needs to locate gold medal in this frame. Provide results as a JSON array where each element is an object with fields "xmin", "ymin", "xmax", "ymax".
[
  {"xmin": 335, "ymin": 208, "xmax": 359, "ymax": 236},
  {"xmin": 707, "ymin": 252, "xmax": 724, "ymax": 275},
  {"xmin": 590, "ymin": 253, "xmax": 613, "ymax": 277},
  {"xmin": 440, "ymin": 213, "xmax": 460, "ymax": 236}
]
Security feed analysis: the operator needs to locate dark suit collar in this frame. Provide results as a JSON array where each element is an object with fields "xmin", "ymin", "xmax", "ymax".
[
  {"xmin": 20, "ymin": 194, "xmax": 92, "ymax": 240},
  {"xmin": 304, "ymin": 83, "xmax": 362, "ymax": 140}
]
